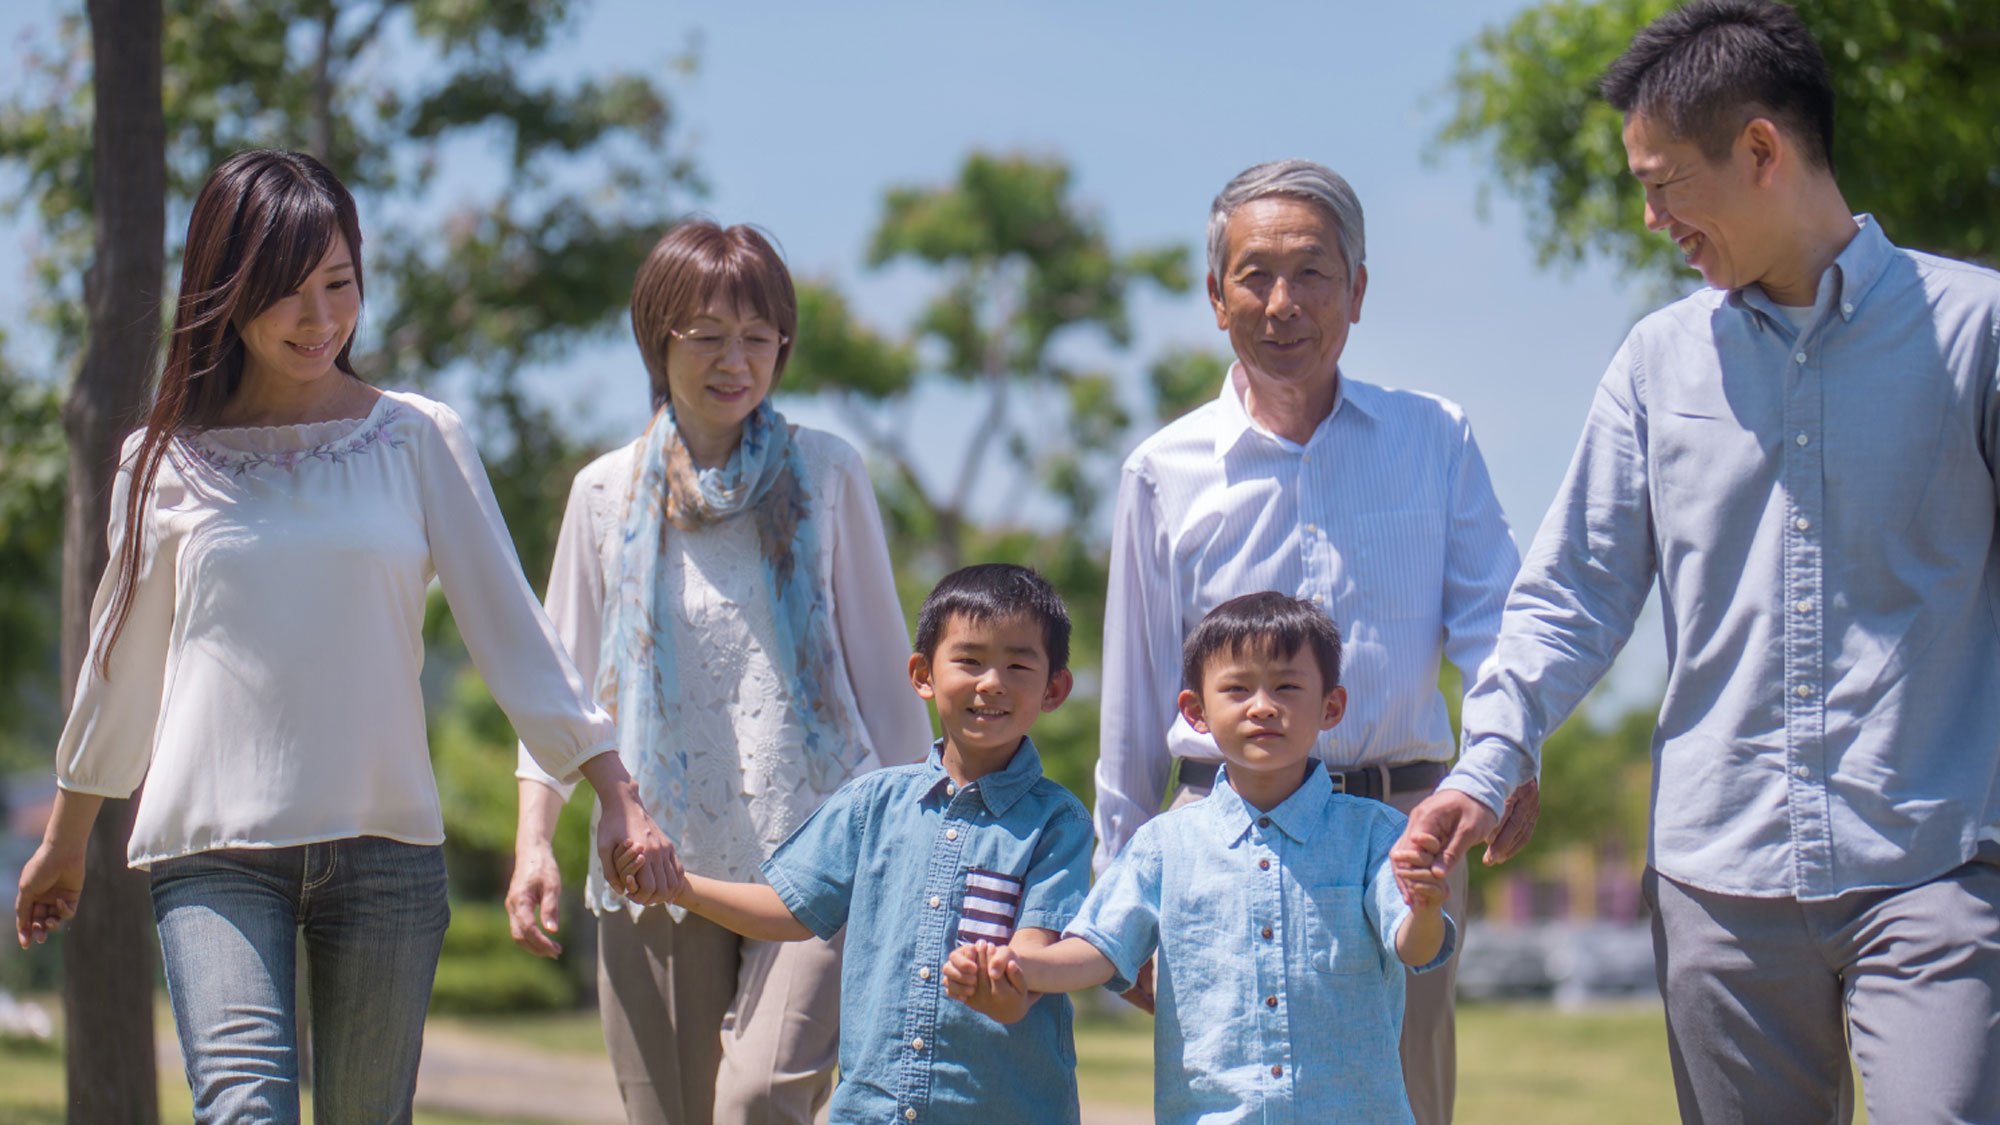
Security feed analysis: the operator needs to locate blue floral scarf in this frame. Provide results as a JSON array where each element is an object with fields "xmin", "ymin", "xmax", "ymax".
[{"xmin": 596, "ymin": 399, "xmax": 865, "ymax": 905}]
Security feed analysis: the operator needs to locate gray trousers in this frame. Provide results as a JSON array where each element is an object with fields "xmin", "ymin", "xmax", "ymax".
[
  {"xmin": 597, "ymin": 906, "xmax": 841, "ymax": 1125},
  {"xmin": 1645, "ymin": 849, "xmax": 2000, "ymax": 1125}
]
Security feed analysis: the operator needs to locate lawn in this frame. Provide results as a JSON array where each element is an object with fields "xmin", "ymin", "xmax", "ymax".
[{"xmin": 0, "ymin": 995, "xmax": 1859, "ymax": 1123}]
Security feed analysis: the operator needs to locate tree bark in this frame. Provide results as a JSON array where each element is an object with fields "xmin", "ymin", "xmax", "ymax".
[{"xmin": 62, "ymin": 0, "xmax": 165, "ymax": 1121}]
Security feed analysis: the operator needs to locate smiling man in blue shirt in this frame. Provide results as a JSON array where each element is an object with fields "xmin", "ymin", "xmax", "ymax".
[{"xmin": 1405, "ymin": 2, "xmax": 2000, "ymax": 1121}]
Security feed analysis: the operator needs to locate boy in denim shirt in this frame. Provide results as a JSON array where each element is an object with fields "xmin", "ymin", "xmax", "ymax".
[
  {"xmin": 663, "ymin": 564, "xmax": 1093, "ymax": 1124},
  {"xmin": 949, "ymin": 591, "xmax": 1456, "ymax": 1124}
]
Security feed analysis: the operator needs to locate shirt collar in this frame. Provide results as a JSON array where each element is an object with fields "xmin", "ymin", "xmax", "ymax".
[
  {"xmin": 1211, "ymin": 760, "xmax": 1332, "ymax": 844},
  {"xmin": 921, "ymin": 736, "xmax": 1045, "ymax": 817},
  {"xmin": 1210, "ymin": 361, "xmax": 1370, "ymax": 463},
  {"xmin": 1731, "ymin": 214, "xmax": 1892, "ymax": 330}
]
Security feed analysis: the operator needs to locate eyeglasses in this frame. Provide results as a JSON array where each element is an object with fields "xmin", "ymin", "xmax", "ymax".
[{"xmin": 668, "ymin": 326, "xmax": 789, "ymax": 359}]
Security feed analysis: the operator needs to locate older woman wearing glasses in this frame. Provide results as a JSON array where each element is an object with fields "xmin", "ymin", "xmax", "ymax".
[{"xmin": 506, "ymin": 220, "xmax": 931, "ymax": 1124}]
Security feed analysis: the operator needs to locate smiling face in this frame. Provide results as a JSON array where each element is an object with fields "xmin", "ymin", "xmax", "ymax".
[
  {"xmin": 1623, "ymin": 111, "xmax": 1779, "ymax": 293},
  {"xmin": 910, "ymin": 610, "xmax": 1073, "ymax": 782},
  {"xmin": 663, "ymin": 299, "xmax": 782, "ymax": 460},
  {"xmin": 236, "ymin": 234, "xmax": 360, "ymax": 393},
  {"xmin": 1180, "ymin": 640, "xmax": 1346, "ymax": 808},
  {"xmin": 1209, "ymin": 195, "xmax": 1367, "ymax": 397}
]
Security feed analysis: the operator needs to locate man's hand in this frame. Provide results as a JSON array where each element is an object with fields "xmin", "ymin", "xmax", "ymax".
[
  {"xmin": 1395, "ymin": 789, "xmax": 1498, "ymax": 899},
  {"xmin": 944, "ymin": 940, "xmax": 1033, "ymax": 1024},
  {"xmin": 1392, "ymin": 830, "xmax": 1453, "ymax": 912},
  {"xmin": 505, "ymin": 846, "xmax": 565, "ymax": 959},
  {"xmin": 14, "ymin": 843, "xmax": 84, "ymax": 950},
  {"xmin": 1486, "ymin": 777, "xmax": 1541, "ymax": 865},
  {"xmin": 1120, "ymin": 957, "xmax": 1156, "ymax": 1014}
]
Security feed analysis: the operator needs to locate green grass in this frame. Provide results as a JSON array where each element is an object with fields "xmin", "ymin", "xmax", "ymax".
[{"xmin": 0, "ymin": 997, "xmax": 1867, "ymax": 1123}]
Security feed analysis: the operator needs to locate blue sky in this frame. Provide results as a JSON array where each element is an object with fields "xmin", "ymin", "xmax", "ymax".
[{"xmin": 0, "ymin": 1, "xmax": 1674, "ymax": 710}]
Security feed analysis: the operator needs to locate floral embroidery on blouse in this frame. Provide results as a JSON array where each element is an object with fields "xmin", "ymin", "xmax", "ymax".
[{"xmin": 180, "ymin": 402, "xmax": 409, "ymax": 476}]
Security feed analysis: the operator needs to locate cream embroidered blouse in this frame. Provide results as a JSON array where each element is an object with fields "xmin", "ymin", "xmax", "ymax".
[
  {"xmin": 56, "ymin": 390, "xmax": 616, "ymax": 867},
  {"xmin": 516, "ymin": 428, "xmax": 932, "ymax": 915}
]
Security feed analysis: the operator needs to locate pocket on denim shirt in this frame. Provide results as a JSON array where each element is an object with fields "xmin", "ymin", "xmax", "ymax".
[{"xmin": 1305, "ymin": 885, "xmax": 1382, "ymax": 975}]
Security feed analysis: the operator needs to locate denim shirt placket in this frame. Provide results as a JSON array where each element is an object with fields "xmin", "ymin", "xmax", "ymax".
[
  {"xmin": 1773, "ymin": 294, "xmax": 1835, "ymax": 895},
  {"xmin": 898, "ymin": 779, "xmax": 981, "ymax": 1122},
  {"xmin": 1244, "ymin": 817, "xmax": 1297, "ymax": 1105}
]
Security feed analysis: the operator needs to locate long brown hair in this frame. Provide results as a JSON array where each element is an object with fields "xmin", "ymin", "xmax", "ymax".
[{"xmin": 95, "ymin": 150, "xmax": 365, "ymax": 675}]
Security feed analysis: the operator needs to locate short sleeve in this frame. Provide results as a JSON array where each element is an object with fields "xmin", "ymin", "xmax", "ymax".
[
  {"xmin": 762, "ymin": 776, "xmax": 873, "ymax": 940},
  {"xmin": 1014, "ymin": 801, "xmax": 1095, "ymax": 934},
  {"xmin": 1063, "ymin": 822, "xmax": 1166, "ymax": 994}
]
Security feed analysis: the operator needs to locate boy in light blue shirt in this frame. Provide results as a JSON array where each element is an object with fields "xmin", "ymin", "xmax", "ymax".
[
  {"xmin": 949, "ymin": 591, "xmax": 1456, "ymax": 1123},
  {"xmin": 659, "ymin": 564, "xmax": 1093, "ymax": 1124}
]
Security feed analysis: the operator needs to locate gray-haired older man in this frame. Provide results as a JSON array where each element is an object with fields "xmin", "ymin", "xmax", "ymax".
[{"xmin": 1094, "ymin": 159, "xmax": 1536, "ymax": 1124}]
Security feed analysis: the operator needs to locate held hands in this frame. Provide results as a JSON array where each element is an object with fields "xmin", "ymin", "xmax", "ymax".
[
  {"xmin": 943, "ymin": 939, "xmax": 1035, "ymax": 1024},
  {"xmin": 596, "ymin": 790, "xmax": 686, "ymax": 907},
  {"xmin": 1392, "ymin": 789, "xmax": 1498, "ymax": 905},
  {"xmin": 14, "ymin": 843, "xmax": 85, "ymax": 950},
  {"xmin": 1390, "ymin": 830, "xmax": 1453, "ymax": 913}
]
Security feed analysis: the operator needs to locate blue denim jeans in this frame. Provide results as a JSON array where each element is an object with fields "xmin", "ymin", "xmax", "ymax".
[{"xmin": 150, "ymin": 836, "xmax": 450, "ymax": 1124}]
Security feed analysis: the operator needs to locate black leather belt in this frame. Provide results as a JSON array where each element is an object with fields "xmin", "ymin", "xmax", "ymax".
[{"xmin": 1171, "ymin": 758, "xmax": 1451, "ymax": 803}]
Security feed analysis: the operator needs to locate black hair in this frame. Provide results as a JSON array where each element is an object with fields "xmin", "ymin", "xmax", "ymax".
[
  {"xmin": 1600, "ymin": 0, "xmax": 1835, "ymax": 173},
  {"xmin": 1182, "ymin": 592, "xmax": 1342, "ymax": 696},
  {"xmin": 914, "ymin": 563, "xmax": 1071, "ymax": 675}
]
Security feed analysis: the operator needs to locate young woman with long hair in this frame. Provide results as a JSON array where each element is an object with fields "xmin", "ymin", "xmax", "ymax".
[{"xmin": 13, "ymin": 149, "xmax": 680, "ymax": 1123}]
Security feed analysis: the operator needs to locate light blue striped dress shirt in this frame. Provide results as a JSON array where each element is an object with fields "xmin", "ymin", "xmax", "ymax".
[
  {"xmin": 1096, "ymin": 366, "xmax": 1520, "ymax": 867},
  {"xmin": 1446, "ymin": 217, "xmax": 2000, "ymax": 901}
]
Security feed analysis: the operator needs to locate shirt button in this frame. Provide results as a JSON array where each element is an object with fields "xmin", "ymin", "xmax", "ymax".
[
  {"xmin": 919, "ymin": 966, "xmax": 932, "ymax": 981},
  {"xmin": 945, "ymin": 828, "xmax": 958, "ymax": 841},
  {"xmin": 1842, "ymin": 303, "xmax": 1854, "ymax": 316},
  {"xmin": 1272, "ymin": 1065, "xmax": 1284, "ymax": 1077},
  {"xmin": 929, "ymin": 895, "xmax": 941, "ymax": 908},
  {"xmin": 1304, "ymin": 523, "xmax": 1317, "ymax": 534},
  {"xmin": 1261, "ymin": 926, "xmax": 1274, "ymax": 940},
  {"xmin": 1793, "ymin": 765, "xmax": 1812, "ymax": 780},
  {"xmin": 1257, "ymin": 816, "xmax": 1271, "ymax": 828},
  {"xmin": 911, "ymin": 1036, "xmax": 925, "ymax": 1051},
  {"xmin": 1259, "ymin": 858, "xmax": 1271, "ymax": 871},
  {"xmin": 945, "ymin": 783, "xmax": 957, "ymax": 796},
  {"xmin": 1795, "ymin": 352, "xmax": 1808, "ymax": 364},
  {"xmin": 1795, "ymin": 433, "xmax": 1809, "ymax": 447},
  {"xmin": 905, "ymin": 1109, "xmax": 917, "ymax": 1122},
  {"xmin": 1795, "ymin": 683, "xmax": 1813, "ymax": 698},
  {"xmin": 1794, "ymin": 599, "xmax": 1812, "ymax": 614},
  {"xmin": 1794, "ymin": 516, "xmax": 1811, "ymax": 532},
  {"xmin": 1265, "ymin": 995, "xmax": 1278, "ymax": 1008}
]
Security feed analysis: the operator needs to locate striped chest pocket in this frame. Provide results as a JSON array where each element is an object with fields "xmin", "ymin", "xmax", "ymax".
[{"xmin": 957, "ymin": 869, "xmax": 1025, "ymax": 945}]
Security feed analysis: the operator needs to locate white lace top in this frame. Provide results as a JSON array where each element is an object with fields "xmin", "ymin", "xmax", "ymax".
[
  {"xmin": 516, "ymin": 428, "xmax": 932, "ymax": 915},
  {"xmin": 57, "ymin": 390, "xmax": 616, "ymax": 868}
]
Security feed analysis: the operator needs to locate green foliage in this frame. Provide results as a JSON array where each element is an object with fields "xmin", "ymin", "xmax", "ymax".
[
  {"xmin": 0, "ymin": 353, "xmax": 65, "ymax": 775},
  {"xmin": 430, "ymin": 900, "xmax": 578, "ymax": 1013},
  {"xmin": 1145, "ymin": 345, "xmax": 1232, "ymax": 424},
  {"xmin": 1440, "ymin": 0, "xmax": 2000, "ymax": 283}
]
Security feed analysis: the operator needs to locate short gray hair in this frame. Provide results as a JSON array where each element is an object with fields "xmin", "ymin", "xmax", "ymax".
[{"xmin": 1206, "ymin": 160, "xmax": 1365, "ymax": 285}]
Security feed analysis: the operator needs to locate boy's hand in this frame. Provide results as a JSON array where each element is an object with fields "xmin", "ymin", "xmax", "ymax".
[
  {"xmin": 1391, "ymin": 829, "xmax": 1449, "ymax": 908},
  {"xmin": 944, "ymin": 940, "xmax": 1034, "ymax": 1024},
  {"xmin": 596, "ymin": 795, "xmax": 685, "ymax": 906}
]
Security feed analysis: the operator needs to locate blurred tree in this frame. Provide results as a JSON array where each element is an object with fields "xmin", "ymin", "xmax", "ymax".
[
  {"xmin": 1145, "ymin": 344, "xmax": 1233, "ymax": 425},
  {"xmin": 784, "ymin": 152, "xmax": 1193, "ymax": 799},
  {"xmin": 0, "ymin": 355, "xmax": 66, "ymax": 777},
  {"xmin": 1439, "ymin": 0, "xmax": 2000, "ymax": 286}
]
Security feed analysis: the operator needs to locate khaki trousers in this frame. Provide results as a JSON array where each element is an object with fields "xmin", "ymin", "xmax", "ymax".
[
  {"xmin": 597, "ymin": 906, "xmax": 841, "ymax": 1125},
  {"xmin": 1169, "ymin": 776, "xmax": 1466, "ymax": 1125}
]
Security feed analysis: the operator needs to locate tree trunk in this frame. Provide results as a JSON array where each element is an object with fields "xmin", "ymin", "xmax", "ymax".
[{"xmin": 62, "ymin": 1, "xmax": 165, "ymax": 1121}]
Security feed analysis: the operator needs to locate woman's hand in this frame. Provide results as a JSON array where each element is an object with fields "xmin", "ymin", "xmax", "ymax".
[
  {"xmin": 505, "ymin": 846, "xmax": 566, "ymax": 958},
  {"xmin": 596, "ymin": 795, "xmax": 684, "ymax": 906},
  {"xmin": 15, "ymin": 843, "xmax": 85, "ymax": 950}
]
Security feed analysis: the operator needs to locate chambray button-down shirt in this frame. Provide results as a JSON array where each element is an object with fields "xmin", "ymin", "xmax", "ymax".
[
  {"xmin": 1449, "ymin": 217, "xmax": 2000, "ymax": 901},
  {"xmin": 1097, "ymin": 367, "xmax": 1519, "ymax": 869},
  {"xmin": 763, "ymin": 737, "xmax": 1092, "ymax": 1124},
  {"xmin": 1067, "ymin": 763, "xmax": 1455, "ymax": 1124}
]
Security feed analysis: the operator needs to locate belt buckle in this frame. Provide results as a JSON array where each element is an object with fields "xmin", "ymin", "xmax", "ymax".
[{"xmin": 1328, "ymin": 768, "xmax": 1347, "ymax": 795}]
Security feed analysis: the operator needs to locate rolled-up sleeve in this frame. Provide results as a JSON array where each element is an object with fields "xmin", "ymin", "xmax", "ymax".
[
  {"xmin": 419, "ymin": 404, "xmax": 614, "ymax": 786},
  {"xmin": 1064, "ymin": 823, "xmax": 1164, "ymax": 995},
  {"xmin": 1447, "ymin": 341, "xmax": 1658, "ymax": 816}
]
